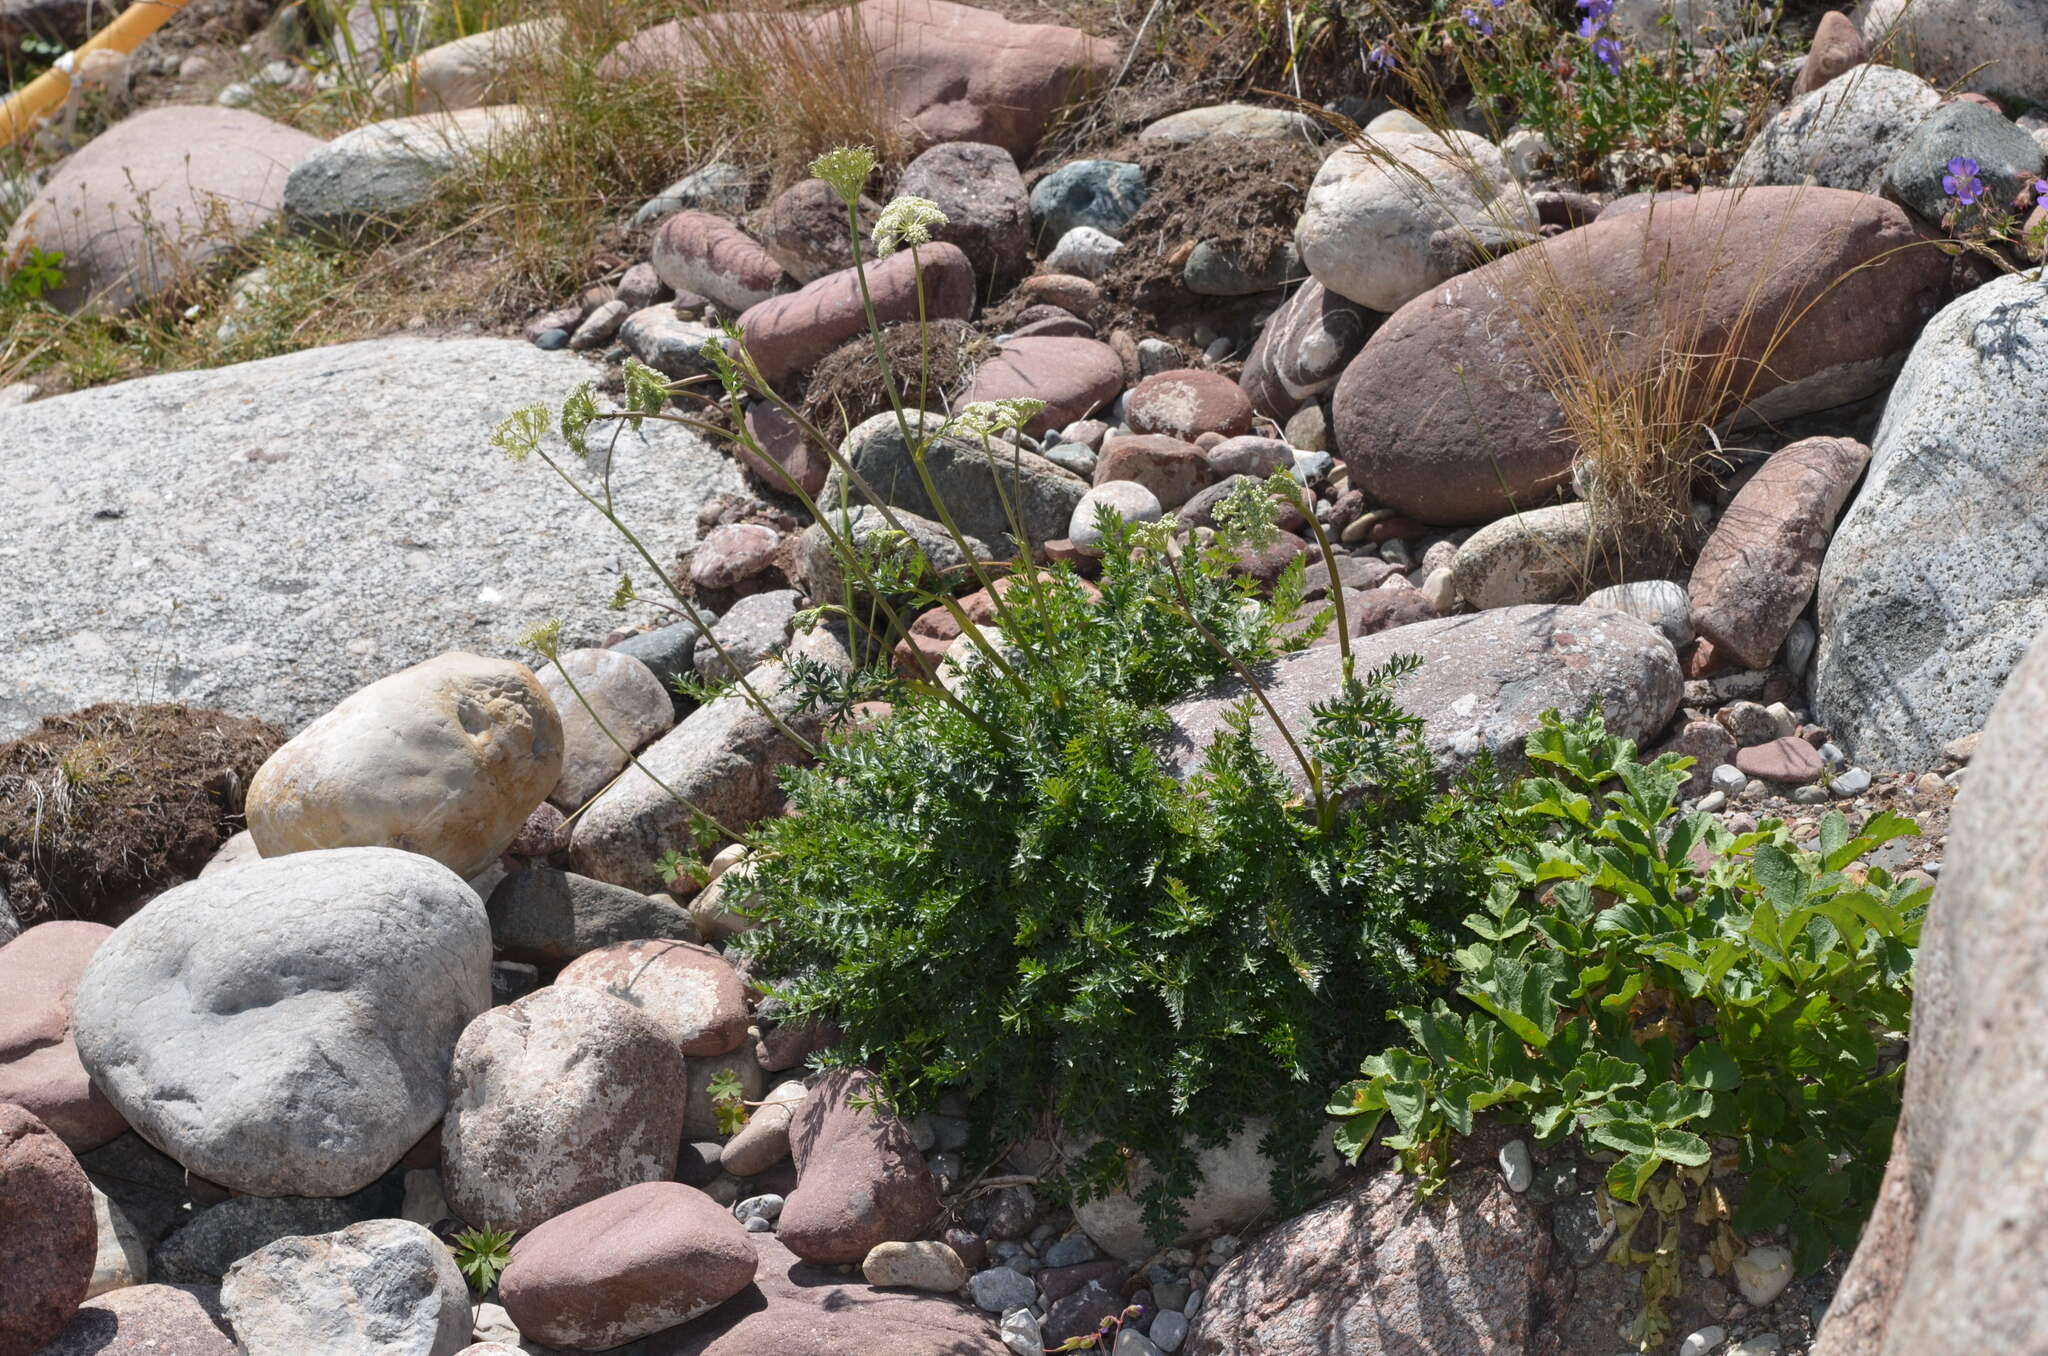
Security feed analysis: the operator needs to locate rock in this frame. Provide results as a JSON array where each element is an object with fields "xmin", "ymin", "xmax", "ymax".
[
  {"xmin": 1187, "ymin": 1167, "xmax": 1548, "ymax": 1355},
  {"xmin": 284, "ymin": 106, "xmax": 530, "ymax": 228},
  {"xmin": 1734, "ymin": 1243, "xmax": 1795, "ymax": 1305},
  {"xmin": 1451, "ymin": 503, "xmax": 1608, "ymax": 610},
  {"xmin": 1238, "ymin": 280, "xmax": 1377, "ymax": 421},
  {"xmin": 1127, "ymin": 369, "xmax": 1255, "ymax": 441},
  {"xmin": 757, "ymin": 178, "xmax": 877, "ymax": 283},
  {"xmin": 498, "ymin": 1182, "xmax": 757, "ymax": 1347},
  {"xmin": 568, "ymin": 299, "xmax": 629, "ymax": 351},
  {"xmin": 1029, "ymin": 159, "xmax": 1147, "ymax": 244},
  {"xmin": 969, "ymin": 1265, "xmax": 1039, "ymax": 1313},
  {"xmin": 633, "ymin": 162, "xmax": 754, "ymax": 227},
  {"xmin": 738, "ymin": 401, "xmax": 831, "ymax": 499},
  {"xmin": 3, "ymin": 108, "xmax": 321, "ymax": 312},
  {"xmin": 828, "ymin": 409, "xmax": 1087, "ymax": 553},
  {"xmin": 1043, "ymin": 1279, "xmax": 1123, "ymax": 1345},
  {"xmin": 1094, "ymin": 435, "xmax": 1216, "ymax": 511},
  {"xmin": 556, "ymin": 938, "xmax": 749, "ymax": 1056},
  {"xmin": 1069, "ymin": 480, "xmax": 1165, "ymax": 547},
  {"xmin": 33, "ymin": 1283, "xmax": 236, "ymax": 1356},
  {"xmin": 1205, "ymin": 436, "xmax": 1294, "ymax": 480},
  {"xmin": 795, "ymin": 505, "xmax": 985, "ymax": 606},
  {"xmin": 1042, "ymin": 226, "xmax": 1123, "ymax": 279},
  {"xmin": 1582, "ymin": 579, "xmax": 1691, "ymax": 648},
  {"xmin": 1332, "ymin": 188, "xmax": 1951, "ymax": 525},
  {"xmin": 244, "ymin": 652, "xmax": 562, "ymax": 879},
  {"xmin": 863, "ymin": 1240, "xmax": 969, "ymax": 1292},
  {"xmin": 370, "ymin": 17, "xmax": 562, "ymax": 111},
  {"xmin": 443, "ymin": 985, "xmax": 687, "ymax": 1232},
  {"xmin": 722, "ymin": 1080, "xmax": 808, "ymax": 1176},
  {"xmin": 738, "ymin": 242, "xmax": 975, "ymax": 386},
  {"xmin": 896, "ymin": 141, "xmax": 1032, "ymax": 284},
  {"xmin": 1791, "ymin": 11, "xmax": 1866, "ymax": 96},
  {"xmin": 951, "ymin": 336, "xmax": 1124, "ymax": 437},
  {"xmin": 1164, "ymin": 605, "xmax": 1682, "ymax": 787},
  {"xmin": 1140, "ymin": 104, "xmax": 1318, "ymax": 145},
  {"xmin": 1814, "ymin": 272, "xmax": 2048, "ymax": 768},
  {"xmin": 0, "ymin": 922, "xmax": 125, "ymax": 1150},
  {"xmin": 692, "ymin": 522, "xmax": 784, "ymax": 594},
  {"xmin": 1150, "ymin": 1309, "xmax": 1190, "ymax": 1352},
  {"xmin": 1735, "ymin": 735, "xmax": 1824, "ymax": 784},
  {"xmin": 1732, "ymin": 64, "xmax": 1941, "ymax": 194},
  {"xmin": 71, "ymin": 848, "xmax": 489, "ymax": 1197},
  {"xmin": 1183, "ymin": 239, "xmax": 1301, "ymax": 296},
  {"xmin": 537, "ymin": 647, "xmax": 674, "ymax": 809},
  {"xmin": 1654, "ymin": 719, "xmax": 1739, "ymax": 798},
  {"xmin": 1074, "ymin": 1121, "xmax": 1338, "ymax": 1262},
  {"xmin": 0, "ymin": 337, "xmax": 740, "ymax": 739},
  {"xmin": 1689, "ymin": 436, "xmax": 1868, "ymax": 668},
  {"xmin": 695, "ymin": 588, "xmax": 800, "ymax": 681},
  {"xmin": 1813, "ymin": 626, "xmax": 2048, "ymax": 1352},
  {"xmin": 1296, "ymin": 129, "xmax": 1536, "ymax": 312},
  {"xmin": 0, "ymin": 1104, "xmax": 95, "ymax": 1355},
  {"xmin": 779, "ymin": 1069, "xmax": 942, "ymax": 1264},
  {"xmin": 220, "ymin": 1219, "xmax": 470, "ymax": 1356},
  {"xmin": 652, "ymin": 210, "xmax": 793, "ymax": 313},
  {"xmin": 1001, "ymin": 1307, "xmax": 1045, "ymax": 1355},
  {"xmin": 1292, "ymin": 588, "xmax": 1439, "ymax": 644},
  {"xmin": 1859, "ymin": 0, "xmax": 2048, "ymax": 105},
  {"xmin": 569, "ymin": 654, "xmax": 835, "ymax": 891},
  {"xmin": 620, "ymin": 306, "xmax": 727, "ymax": 380},
  {"xmin": 86, "ymin": 1184, "xmax": 149, "ymax": 1296},
  {"xmin": 1884, "ymin": 98, "xmax": 2046, "ymax": 222},
  {"xmin": 485, "ymin": 865, "xmax": 695, "ymax": 963},
  {"xmin": 152, "ymin": 1193, "xmax": 385, "ymax": 1284}
]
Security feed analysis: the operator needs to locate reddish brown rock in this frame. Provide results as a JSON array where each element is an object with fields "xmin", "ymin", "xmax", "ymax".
[
  {"xmin": 896, "ymin": 140, "xmax": 1032, "ymax": 286},
  {"xmin": 1688, "ymin": 435, "xmax": 1870, "ymax": 669},
  {"xmin": 757, "ymin": 178, "xmax": 879, "ymax": 284},
  {"xmin": 499, "ymin": 1182, "xmax": 758, "ymax": 1348},
  {"xmin": 740, "ymin": 402, "xmax": 831, "ymax": 499},
  {"xmin": 0, "ymin": 922, "xmax": 126, "ymax": 1151},
  {"xmin": 652, "ymin": 211, "xmax": 793, "ymax": 314},
  {"xmin": 951, "ymin": 336, "xmax": 1122, "ymax": 436},
  {"xmin": 1734, "ymin": 735, "xmax": 1824, "ymax": 784},
  {"xmin": 1094, "ymin": 434, "xmax": 1216, "ymax": 510},
  {"xmin": 1187, "ymin": 1167, "xmax": 1549, "ymax": 1355},
  {"xmin": 33, "ymin": 1283, "xmax": 235, "ymax": 1356},
  {"xmin": 1239, "ymin": 279, "xmax": 1377, "ymax": 421},
  {"xmin": 1012, "ymin": 273, "xmax": 1101, "ymax": 316},
  {"xmin": 1291, "ymin": 588, "xmax": 1441, "ymax": 645},
  {"xmin": 1791, "ymin": 10, "xmax": 1867, "ymax": 96},
  {"xmin": 1127, "ymin": 368, "xmax": 1256, "ymax": 440},
  {"xmin": 691, "ymin": 522, "xmax": 786, "ymax": 593},
  {"xmin": 555, "ymin": 938, "xmax": 751, "ymax": 1057},
  {"xmin": 1651, "ymin": 718, "xmax": 1739, "ymax": 798},
  {"xmin": 0, "ymin": 1104, "xmax": 96, "ymax": 1355},
  {"xmin": 779, "ymin": 1068, "xmax": 942, "ymax": 1265},
  {"xmin": 739, "ymin": 242, "xmax": 975, "ymax": 387},
  {"xmin": 1228, "ymin": 532, "xmax": 1315, "ymax": 587},
  {"xmin": 1333, "ymin": 188, "xmax": 1950, "ymax": 524}
]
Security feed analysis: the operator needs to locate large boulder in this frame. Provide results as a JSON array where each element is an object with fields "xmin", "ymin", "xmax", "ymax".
[
  {"xmin": 220, "ymin": 1219, "xmax": 470, "ymax": 1356},
  {"xmin": 536, "ymin": 647, "xmax": 675, "ymax": 810},
  {"xmin": 442, "ymin": 986, "xmax": 687, "ymax": 1233},
  {"xmin": 370, "ymin": 18, "xmax": 564, "ymax": 112},
  {"xmin": 2, "ymin": 107, "xmax": 322, "ymax": 312},
  {"xmin": 0, "ymin": 336, "xmax": 742, "ymax": 739},
  {"xmin": 1331, "ymin": 187, "xmax": 1950, "ymax": 525},
  {"xmin": 0, "ymin": 921, "xmax": 126, "ymax": 1150},
  {"xmin": 245, "ymin": 652, "xmax": 563, "ymax": 879},
  {"xmin": 1732, "ymin": 64, "xmax": 1941, "ymax": 194},
  {"xmin": 602, "ymin": 0, "xmax": 1115, "ymax": 159},
  {"xmin": 556, "ymin": 938, "xmax": 750, "ymax": 1056},
  {"xmin": 32, "ymin": 1283, "xmax": 236, "ymax": 1356},
  {"xmin": 737, "ymin": 242, "xmax": 975, "ymax": 387},
  {"xmin": 283, "ymin": 106, "xmax": 531, "ymax": 229},
  {"xmin": 1162, "ymin": 605, "xmax": 1683, "ymax": 787},
  {"xmin": 1812, "ymin": 627, "xmax": 2048, "ymax": 1353},
  {"xmin": 1857, "ymin": 0, "xmax": 2048, "ymax": 105},
  {"xmin": 1815, "ymin": 272, "xmax": 2048, "ymax": 768},
  {"xmin": 1295, "ymin": 129, "xmax": 1536, "ymax": 313},
  {"xmin": 779, "ymin": 1069, "xmax": 943, "ymax": 1265},
  {"xmin": 498, "ymin": 1182, "xmax": 758, "ymax": 1348},
  {"xmin": 0, "ymin": 1104, "xmax": 96, "ymax": 1356},
  {"xmin": 1187, "ymin": 1167, "xmax": 1550, "ymax": 1354},
  {"xmin": 826, "ymin": 409, "xmax": 1088, "ymax": 555},
  {"xmin": 636, "ymin": 1235, "xmax": 1005, "ymax": 1354},
  {"xmin": 70, "ymin": 848, "xmax": 492, "ymax": 1197}
]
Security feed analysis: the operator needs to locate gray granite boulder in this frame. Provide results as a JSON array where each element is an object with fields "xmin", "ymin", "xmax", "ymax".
[
  {"xmin": 1816, "ymin": 272, "xmax": 2048, "ymax": 768},
  {"xmin": 827, "ymin": 410, "xmax": 1088, "ymax": 555},
  {"xmin": 1883, "ymin": 97, "xmax": 2045, "ymax": 221},
  {"xmin": 284, "ymin": 106, "xmax": 531, "ymax": 228},
  {"xmin": 71, "ymin": 848, "xmax": 492, "ymax": 1197},
  {"xmin": 0, "ymin": 337, "xmax": 740, "ymax": 738},
  {"xmin": 221, "ymin": 1219, "xmax": 470, "ymax": 1356},
  {"xmin": 1858, "ymin": 0, "xmax": 2048, "ymax": 105},
  {"xmin": 1732, "ymin": 64, "xmax": 1941, "ymax": 194}
]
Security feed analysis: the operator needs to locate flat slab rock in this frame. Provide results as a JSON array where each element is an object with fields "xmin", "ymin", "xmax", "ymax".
[
  {"xmin": 1162, "ymin": 604, "xmax": 1683, "ymax": 786},
  {"xmin": 0, "ymin": 337, "xmax": 742, "ymax": 737}
]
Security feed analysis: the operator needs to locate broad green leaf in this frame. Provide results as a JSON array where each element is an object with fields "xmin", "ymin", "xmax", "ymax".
[
  {"xmin": 1606, "ymin": 1150, "xmax": 1663, "ymax": 1203},
  {"xmin": 1681, "ymin": 1043, "xmax": 1741, "ymax": 1091},
  {"xmin": 1652, "ymin": 1128, "xmax": 1711, "ymax": 1165}
]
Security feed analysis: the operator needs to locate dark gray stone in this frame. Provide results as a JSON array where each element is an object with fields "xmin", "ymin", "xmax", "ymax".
[
  {"xmin": 486, "ymin": 865, "xmax": 698, "ymax": 964},
  {"xmin": 1885, "ymin": 98, "xmax": 2046, "ymax": 221},
  {"xmin": 1029, "ymin": 160, "xmax": 1147, "ymax": 244}
]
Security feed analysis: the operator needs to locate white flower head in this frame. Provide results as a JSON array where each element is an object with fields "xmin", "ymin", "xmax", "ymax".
[
  {"xmin": 946, "ymin": 397, "xmax": 1047, "ymax": 439},
  {"xmin": 810, "ymin": 146, "xmax": 878, "ymax": 206},
  {"xmin": 872, "ymin": 195, "xmax": 950, "ymax": 257}
]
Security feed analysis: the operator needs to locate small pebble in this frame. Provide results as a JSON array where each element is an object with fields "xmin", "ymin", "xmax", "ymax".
[
  {"xmin": 1733, "ymin": 1244, "xmax": 1794, "ymax": 1305},
  {"xmin": 533, "ymin": 328, "xmax": 570, "ymax": 350},
  {"xmin": 1831, "ymin": 766, "xmax": 1872, "ymax": 797},
  {"xmin": 1819, "ymin": 741, "xmax": 1845, "ymax": 767},
  {"xmin": 1694, "ymin": 790, "xmax": 1727, "ymax": 813},
  {"xmin": 1727, "ymin": 1337, "xmax": 1783, "ymax": 1356},
  {"xmin": 1000, "ymin": 1307, "xmax": 1044, "ymax": 1356},
  {"xmin": 1679, "ymin": 1325, "xmax": 1726, "ymax": 1356},
  {"xmin": 1711, "ymin": 765, "xmax": 1748, "ymax": 795},
  {"xmin": 1499, "ymin": 1139, "xmax": 1533, "ymax": 1193},
  {"xmin": 734, "ymin": 1193, "xmax": 784, "ymax": 1224},
  {"xmin": 1204, "ymin": 336, "xmax": 1234, "ymax": 362}
]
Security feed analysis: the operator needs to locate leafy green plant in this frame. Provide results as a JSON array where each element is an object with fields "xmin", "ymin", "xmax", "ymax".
[
  {"xmin": 450, "ymin": 1226, "xmax": 515, "ymax": 1293},
  {"xmin": 3, "ymin": 249, "xmax": 66, "ymax": 305},
  {"xmin": 1331, "ymin": 709, "xmax": 1926, "ymax": 1340},
  {"xmin": 707, "ymin": 1068, "xmax": 751, "ymax": 1136}
]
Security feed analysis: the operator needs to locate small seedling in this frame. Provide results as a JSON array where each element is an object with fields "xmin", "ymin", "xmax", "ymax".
[{"xmin": 451, "ymin": 1227, "xmax": 515, "ymax": 1293}]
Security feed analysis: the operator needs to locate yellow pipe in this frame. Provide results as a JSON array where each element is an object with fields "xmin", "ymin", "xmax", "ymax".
[{"xmin": 1, "ymin": 0, "xmax": 192, "ymax": 145}]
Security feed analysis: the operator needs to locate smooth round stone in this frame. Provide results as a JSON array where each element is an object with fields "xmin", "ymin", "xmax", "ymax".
[
  {"xmin": 533, "ymin": 328, "xmax": 570, "ymax": 350},
  {"xmin": 862, "ymin": 1239, "xmax": 969, "ymax": 1292},
  {"xmin": 538, "ymin": 647, "xmax": 675, "ymax": 810},
  {"xmin": 1029, "ymin": 159, "xmax": 1147, "ymax": 242},
  {"xmin": 554, "ymin": 938, "xmax": 749, "ymax": 1056},
  {"xmin": 0, "ymin": 1105, "xmax": 96, "ymax": 1353},
  {"xmin": 1069, "ymin": 481, "xmax": 1163, "ymax": 548},
  {"xmin": 1734, "ymin": 736, "xmax": 1824, "ymax": 785},
  {"xmin": 0, "ymin": 922, "xmax": 127, "ymax": 1151},
  {"xmin": 1582, "ymin": 579, "xmax": 1691, "ymax": 647}
]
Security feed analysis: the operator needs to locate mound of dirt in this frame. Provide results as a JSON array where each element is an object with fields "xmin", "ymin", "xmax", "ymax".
[
  {"xmin": 793, "ymin": 318, "xmax": 996, "ymax": 437},
  {"xmin": 0, "ymin": 703, "xmax": 283, "ymax": 926}
]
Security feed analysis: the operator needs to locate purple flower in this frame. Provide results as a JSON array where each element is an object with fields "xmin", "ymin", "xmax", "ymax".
[
  {"xmin": 1462, "ymin": 6, "xmax": 1495, "ymax": 35},
  {"xmin": 1593, "ymin": 35, "xmax": 1623, "ymax": 71},
  {"xmin": 1943, "ymin": 155, "xmax": 1985, "ymax": 206},
  {"xmin": 2033, "ymin": 177, "xmax": 2048, "ymax": 204},
  {"xmin": 1490, "ymin": 0, "xmax": 1507, "ymax": 8},
  {"xmin": 1367, "ymin": 40, "xmax": 1396, "ymax": 71}
]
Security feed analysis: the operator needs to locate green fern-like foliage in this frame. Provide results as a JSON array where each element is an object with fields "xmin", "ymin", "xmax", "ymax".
[
  {"xmin": 737, "ymin": 517, "xmax": 1504, "ymax": 1236},
  {"xmin": 451, "ymin": 1227, "xmax": 515, "ymax": 1293}
]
